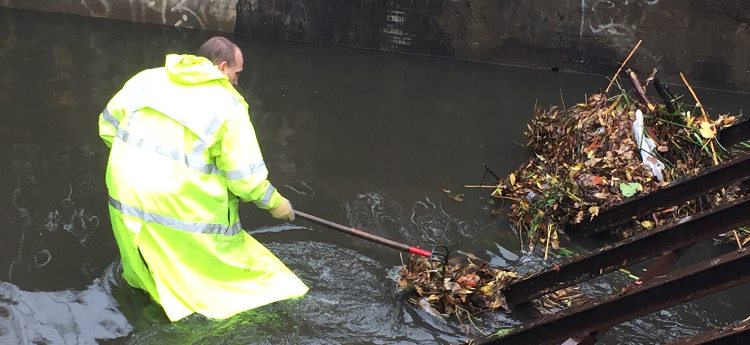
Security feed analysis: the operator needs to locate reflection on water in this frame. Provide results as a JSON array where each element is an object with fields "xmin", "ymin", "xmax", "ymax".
[
  {"xmin": 603, "ymin": 304, "xmax": 711, "ymax": 345},
  {"xmin": 341, "ymin": 191, "xmax": 506, "ymax": 251},
  {"xmin": 0, "ymin": 263, "xmax": 131, "ymax": 344}
]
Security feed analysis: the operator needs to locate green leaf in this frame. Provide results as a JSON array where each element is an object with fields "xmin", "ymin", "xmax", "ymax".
[
  {"xmin": 495, "ymin": 327, "xmax": 514, "ymax": 337},
  {"xmin": 619, "ymin": 182, "xmax": 643, "ymax": 197}
]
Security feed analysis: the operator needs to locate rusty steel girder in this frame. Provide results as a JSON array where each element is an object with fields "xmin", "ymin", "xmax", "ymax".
[
  {"xmin": 504, "ymin": 196, "xmax": 750, "ymax": 306},
  {"xmin": 566, "ymin": 153, "xmax": 750, "ymax": 236},
  {"xmin": 473, "ymin": 248, "xmax": 750, "ymax": 345}
]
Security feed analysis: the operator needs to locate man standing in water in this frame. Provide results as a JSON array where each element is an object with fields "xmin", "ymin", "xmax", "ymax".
[{"xmin": 97, "ymin": 36, "xmax": 308, "ymax": 321}]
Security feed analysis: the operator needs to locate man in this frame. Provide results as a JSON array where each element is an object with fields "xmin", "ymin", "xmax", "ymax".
[{"xmin": 98, "ymin": 36, "xmax": 308, "ymax": 322}]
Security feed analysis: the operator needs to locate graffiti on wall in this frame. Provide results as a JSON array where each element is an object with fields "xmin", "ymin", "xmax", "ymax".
[
  {"xmin": 581, "ymin": 0, "xmax": 660, "ymax": 38},
  {"xmin": 1, "ymin": 0, "xmax": 237, "ymax": 32}
]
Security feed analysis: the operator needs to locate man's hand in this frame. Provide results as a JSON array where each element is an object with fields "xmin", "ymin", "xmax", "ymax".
[{"xmin": 270, "ymin": 197, "xmax": 295, "ymax": 221}]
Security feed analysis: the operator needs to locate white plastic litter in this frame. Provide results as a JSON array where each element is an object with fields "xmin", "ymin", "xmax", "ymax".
[{"xmin": 632, "ymin": 109, "xmax": 665, "ymax": 182}]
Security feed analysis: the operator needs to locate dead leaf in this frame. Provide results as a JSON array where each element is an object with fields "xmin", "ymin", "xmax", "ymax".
[
  {"xmin": 588, "ymin": 206, "xmax": 600, "ymax": 219},
  {"xmin": 699, "ymin": 122, "xmax": 716, "ymax": 139},
  {"xmin": 574, "ymin": 210, "xmax": 584, "ymax": 223}
]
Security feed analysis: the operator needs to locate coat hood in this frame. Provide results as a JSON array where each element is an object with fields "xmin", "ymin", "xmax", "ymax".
[{"xmin": 164, "ymin": 54, "xmax": 228, "ymax": 85}]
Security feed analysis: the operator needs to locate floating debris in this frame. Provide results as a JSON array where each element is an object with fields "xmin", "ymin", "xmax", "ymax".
[
  {"xmin": 533, "ymin": 286, "xmax": 588, "ymax": 314},
  {"xmin": 397, "ymin": 256, "xmax": 517, "ymax": 318},
  {"xmin": 491, "ymin": 72, "xmax": 745, "ymax": 252}
]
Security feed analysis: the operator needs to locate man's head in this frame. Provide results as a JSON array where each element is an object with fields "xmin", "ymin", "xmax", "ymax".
[{"xmin": 196, "ymin": 36, "xmax": 244, "ymax": 85}]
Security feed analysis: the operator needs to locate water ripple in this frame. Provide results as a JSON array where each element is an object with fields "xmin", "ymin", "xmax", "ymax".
[{"xmin": 0, "ymin": 262, "xmax": 131, "ymax": 344}]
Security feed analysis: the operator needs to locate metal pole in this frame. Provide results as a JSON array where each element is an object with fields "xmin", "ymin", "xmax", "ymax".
[{"xmin": 294, "ymin": 210, "xmax": 432, "ymax": 257}]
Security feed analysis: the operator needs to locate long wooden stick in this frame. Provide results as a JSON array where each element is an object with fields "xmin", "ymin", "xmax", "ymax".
[
  {"xmin": 605, "ymin": 39, "xmax": 642, "ymax": 94},
  {"xmin": 626, "ymin": 68, "xmax": 655, "ymax": 112},
  {"xmin": 733, "ymin": 230, "xmax": 743, "ymax": 249},
  {"xmin": 544, "ymin": 224, "xmax": 553, "ymax": 261},
  {"xmin": 680, "ymin": 72, "xmax": 719, "ymax": 165}
]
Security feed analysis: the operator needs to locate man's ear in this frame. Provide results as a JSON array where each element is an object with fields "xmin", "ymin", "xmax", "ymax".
[{"xmin": 217, "ymin": 60, "xmax": 228, "ymax": 72}]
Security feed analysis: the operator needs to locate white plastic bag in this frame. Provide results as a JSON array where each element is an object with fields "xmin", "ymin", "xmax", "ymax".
[{"xmin": 632, "ymin": 109, "xmax": 665, "ymax": 182}]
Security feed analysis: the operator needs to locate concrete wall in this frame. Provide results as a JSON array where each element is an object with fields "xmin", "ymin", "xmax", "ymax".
[
  {"xmin": 2, "ymin": 0, "xmax": 749, "ymax": 90},
  {"xmin": 0, "ymin": 0, "xmax": 237, "ymax": 32},
  {"xmin": 234, "ymin": 0, "xmax": 750, "ymax": 90}
]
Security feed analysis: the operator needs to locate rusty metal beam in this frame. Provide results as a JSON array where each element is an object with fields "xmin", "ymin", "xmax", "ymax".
[
  {"xmin": 560, "ymin": 246, "xmax": 691, "ymax": 345},
  {"xmin": 718, "ymin": 119, "xmax": 750, "ymax": 148},
  {"xmin": 566, "ymin": 153, "xmax": 750, "ymax": 236},
  {"xmin": 504, "ymin": 197, "xmax": 750, "ymax": 306},
  {"xmin": 666, "ymin": 318, "xmax": 750, "ymax": 345},
  {"xmin": 474, "ymin": 248, "xmax": 750, "ymax": 345}
]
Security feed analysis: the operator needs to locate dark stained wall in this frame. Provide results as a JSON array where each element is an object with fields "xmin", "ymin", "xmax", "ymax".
[
  {"xmin": 0, "ymin": 0, "xmax": 237, "ymax": 32},
  {"xmin": 1, "ymin": 0, "xmax": 748, "ymax": 90},
  {"xmin": 235, "ymin": 0, "xmax": 750, "ymax": 90}
]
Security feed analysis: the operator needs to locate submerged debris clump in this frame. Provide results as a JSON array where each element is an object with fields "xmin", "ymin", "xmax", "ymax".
[
  {"xmin": 492, "ymin": 78, "xmax": 746, "ymax": 252},
  {"xmin": 397, "ymin": 256, "xmax": 517, "ymax": 318}
]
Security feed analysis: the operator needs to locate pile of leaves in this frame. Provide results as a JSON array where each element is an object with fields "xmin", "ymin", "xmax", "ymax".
[
  {"xmin": 397, "ymin": 256, "xmax": 517, "ymax": 318},
  {"xmin": 491, "ymin": 84, "xmax": 744, "ymax": 252}
]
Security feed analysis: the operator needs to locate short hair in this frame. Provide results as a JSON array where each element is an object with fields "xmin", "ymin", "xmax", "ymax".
[{"xmin": 196, "ymin": 36, "xmax": 240, "ymax": 66}]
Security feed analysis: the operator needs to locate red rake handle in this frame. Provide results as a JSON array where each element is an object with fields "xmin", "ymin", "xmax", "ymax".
[{"xmin": 294, "ymin": 210, "xmax": 432, "ymax": 257}]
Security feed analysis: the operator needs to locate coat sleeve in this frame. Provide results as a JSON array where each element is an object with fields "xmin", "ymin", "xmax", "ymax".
[
  {"xmin": 98, "ymin": 87, "xmax": 129, "ymax": 149},
  {"xmin": 213, "ymin": 105, "xmax": 283, "ymax": 210}
]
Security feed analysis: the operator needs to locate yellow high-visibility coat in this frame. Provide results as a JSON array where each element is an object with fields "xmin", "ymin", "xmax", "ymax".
[{"xmin": 98, "ymin": 54, "xmax": 308, "ymax": 321}]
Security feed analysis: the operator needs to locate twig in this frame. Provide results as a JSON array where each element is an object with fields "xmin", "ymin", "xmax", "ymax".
[
  {"xmin": 493, "ymin": 195, "xmax": 522, "ymax": 201},
  {"xmin": 559, "ymin": 74, "xmax": 567, "ymax": 110},
  {"xmin": 626, "ymin": 69, "xmax": 655, "ymax": 112},
  {"xmin": 733, "ymin": 230, "xmax": 743, "ymax": 250},
  {"xmin": 605, "ymin": 39, "xmax": 642, "ymax": 94},
  {"xmin": 544, "ymin": 223, "xmax": 553, "ymax": 261},
  {"xmin": 618, "ymin": 268, "xmax": 640, "ymax": 280},
  {"xmin": 680, "ymin": 72, "xmax": 719, "ymax": 165},
  {"xmin": 464, "ymin": 185, "xmax": 499, "ymax": 188}
]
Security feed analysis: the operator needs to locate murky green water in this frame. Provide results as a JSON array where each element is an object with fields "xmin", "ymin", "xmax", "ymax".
[{"xmin": 2, "ymin": 6, "xmax": 750, "ymax": 345}]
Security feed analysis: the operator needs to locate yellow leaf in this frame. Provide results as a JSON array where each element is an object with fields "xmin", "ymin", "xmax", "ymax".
[
  {"xmin": 699, "ymin": 122, "xmax": 716, "ymax": 139},
  {"xmin": 684, "ymin": 111, "xmax": 695, "ymax": 127},
  {"xmin": 588, "ymin": 206, "xmax": 600, "ymax": 219},
  {"xmin": 509, "ymin": 173, "xmax": 516, "ymax": 186},
  {"xmin": 641, "ymin": 220, "xmax": 654, "ymax": 229}
]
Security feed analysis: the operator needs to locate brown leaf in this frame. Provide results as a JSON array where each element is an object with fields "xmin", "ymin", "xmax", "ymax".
[{"xmin": 457, "ymin": 274, "xmax": 479, "ymax": 287}]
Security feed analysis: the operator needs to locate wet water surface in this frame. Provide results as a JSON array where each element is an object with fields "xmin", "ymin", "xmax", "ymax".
[{"xmin": 2, "ymin": 7, "xmax": 750, "ymax": 345}]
